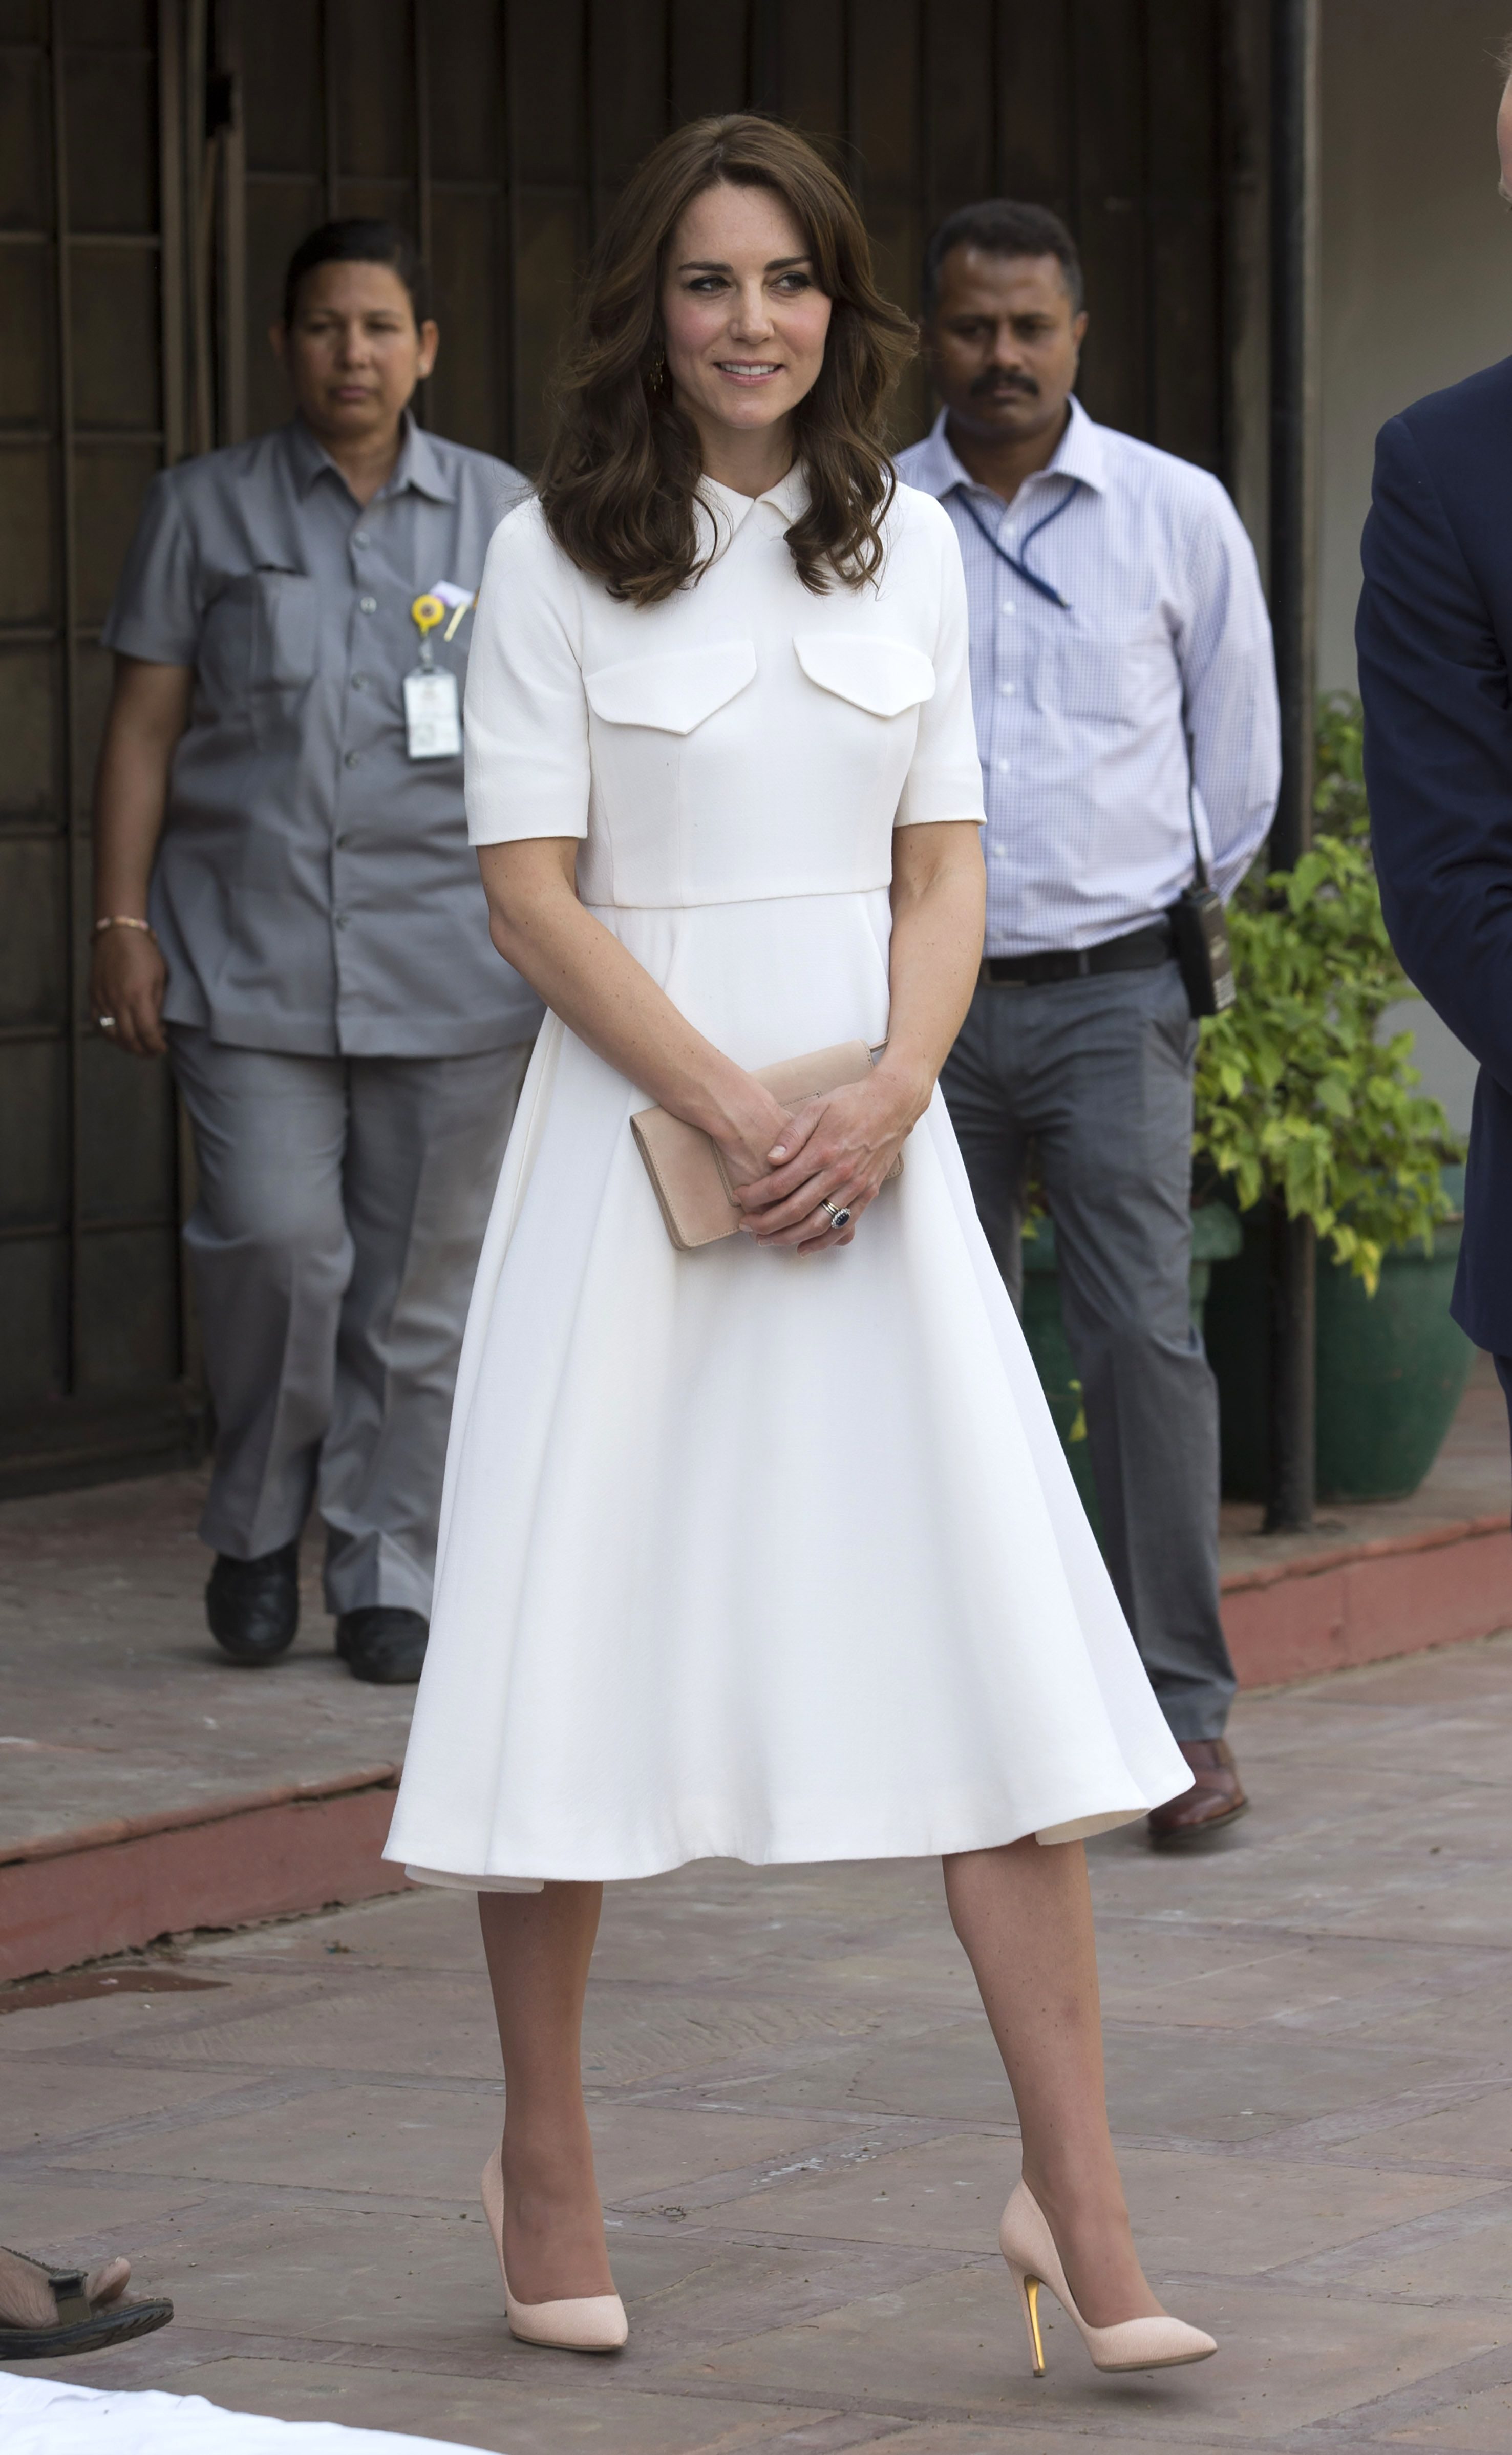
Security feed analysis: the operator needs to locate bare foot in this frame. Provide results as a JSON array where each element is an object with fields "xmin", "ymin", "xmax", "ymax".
[
  {"xmin": 1022, "ymin": 2172, "xmax": 1164, "ymax": 2328},
  {"xmin": 499, "ymin": 2130, "xmax": 615, "ymax": 2304},
  {"xmin": 0, "ymin": 2248, "xmax": 131, "ymax": 2330}
]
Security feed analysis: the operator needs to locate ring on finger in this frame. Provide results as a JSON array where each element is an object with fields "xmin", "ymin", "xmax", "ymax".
[
  {"xmin": 820, "ymin": 1198, "xmax": 851, "ymax": 1232},
  {"xmin": 97, "ymin": 1015, "xmax": 117, "ymax": 1031}
]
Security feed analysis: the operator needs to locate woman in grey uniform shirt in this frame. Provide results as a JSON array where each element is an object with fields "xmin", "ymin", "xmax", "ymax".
[{"xmin": 90, "ymin": 220, "xmax": 540, "ymax": 1683}]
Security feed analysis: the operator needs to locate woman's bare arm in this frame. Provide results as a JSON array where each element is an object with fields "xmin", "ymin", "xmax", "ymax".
[
  {"xmin": 89, "ymin": 655, "xmax": 193, "ymax": 1056},
  {"xmin": 477, "ymin": 838, "xmax": 793, "ymax": 1181},
  {"xmin": 874, "ymin": 817, "xmax": 988, "ymax": 1117},
  {"xmin": 734, "ymin": 820, "xmax": 986, "ymax": 1248}
]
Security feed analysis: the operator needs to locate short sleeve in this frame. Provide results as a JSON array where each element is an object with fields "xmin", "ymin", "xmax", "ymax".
[
  {"xmin": 464, "ymin": 500, "xmax": 591, "ymax": 845},
  {"xmin": 99, "ymin": 470, "xmax": 202, "ymax": 665},
  {"xmin": 892, "ymin": 496, "xmax": 988, "ymax": 830}
]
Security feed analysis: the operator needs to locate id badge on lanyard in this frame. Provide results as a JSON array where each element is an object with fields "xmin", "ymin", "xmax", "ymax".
[{"xmin": 406, "ymin": 592, "xmax": 462, "ymax": 759}]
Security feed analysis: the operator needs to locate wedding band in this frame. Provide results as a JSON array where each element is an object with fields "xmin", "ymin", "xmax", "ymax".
[
  {"xmin": 821, "ymin": 1199, "xmax": 850, "ymax": 1231},
  {"xmin": 97, "ymin": 1016, "xmax": 117, "ymax": 1030}
]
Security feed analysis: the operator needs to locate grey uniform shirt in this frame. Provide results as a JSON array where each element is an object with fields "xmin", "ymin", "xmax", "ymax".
[{"xmin": 102, "ymin": 414, "xmax": 542, "ymax": 1057}]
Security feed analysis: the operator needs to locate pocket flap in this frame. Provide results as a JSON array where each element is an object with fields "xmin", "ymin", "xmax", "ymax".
[
  {"xmin": 794, "ymin": 634, "xmax": 935, "ymax": 717},
  {"xmin": 584, "ymin": 641, "xmax": 757, "ymax": 734}
]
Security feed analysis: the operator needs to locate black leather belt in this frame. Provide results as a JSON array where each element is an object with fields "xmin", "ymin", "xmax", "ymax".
[{"xmin": 979, "ymin": 920, "xmax": 1174, "ymax": 989}]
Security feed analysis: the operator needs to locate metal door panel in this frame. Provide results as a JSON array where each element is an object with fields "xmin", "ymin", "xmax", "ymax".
[
  {"xmin": 0, "ymin": 0, "xmax": 197, "ymax": 1494},
  {"xmin": 63, "ymin": 47, "xmax": 156, "ymax": 228},
  {"xmin": 71, "ymin": 244, "xmax": 162, "ymax": 427},
  {"xmin": 0, "ymin": 645, "xmax": 58, "ymax": 810},
  {"xmin": 0, "ymin": 1041, "xmax": 67, "ymax": 1226},
  {"xmin": 0, "ymin": 49, "xmax": 51, "ymax": 225},
  {"xmin": 0, "ymin": 444, "xmax": 57, "ymax": 619}
]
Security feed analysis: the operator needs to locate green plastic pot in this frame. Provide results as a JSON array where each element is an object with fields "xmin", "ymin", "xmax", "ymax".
[
  {"xmin": 1200, "ymin": 1180, "xmax": 1472, "ymax": 1504},
  {"xmin": 1020, "ymin": 1203, "xmax": 1243, "ymax": 1536}
]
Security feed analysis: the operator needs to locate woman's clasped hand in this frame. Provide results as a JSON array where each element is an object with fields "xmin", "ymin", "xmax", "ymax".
[{"xmin": 716, "ymin": 1063, "xmax": 926, "ymax": 1251}]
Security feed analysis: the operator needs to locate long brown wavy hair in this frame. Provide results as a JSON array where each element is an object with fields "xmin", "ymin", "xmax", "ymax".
[{"xmin": 538, "ymin": 116, "xmax": 917, "ymax": 606}]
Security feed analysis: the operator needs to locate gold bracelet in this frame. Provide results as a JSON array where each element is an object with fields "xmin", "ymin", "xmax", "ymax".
[{"xmin": 93, "ymin": 915, "xmax": 156, "ymax": 939}]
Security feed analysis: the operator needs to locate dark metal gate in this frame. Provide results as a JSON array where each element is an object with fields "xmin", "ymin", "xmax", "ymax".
[
  {"xmin": 1, "ymin": 0, "xmax": 197, "ymax": 1496},
  {"xmin": 0, "ymin": 0, "xmax": 1242, "ymax": 1495}
]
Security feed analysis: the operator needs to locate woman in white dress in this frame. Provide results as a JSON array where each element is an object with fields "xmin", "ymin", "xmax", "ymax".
[{"xmin": 385, "ymin": 116, "xmax": 1213, "ymax": 2377}]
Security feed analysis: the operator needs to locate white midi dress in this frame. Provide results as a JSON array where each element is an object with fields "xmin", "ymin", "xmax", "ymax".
[{"xmin": 385, "ymin": 470, "xmax": 1191, "ymax": 1890}]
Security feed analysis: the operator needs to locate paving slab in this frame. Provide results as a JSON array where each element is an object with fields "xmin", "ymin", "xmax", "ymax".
[{"xmin": 8, "ymin": 1635, "xmax": 1512, "ymax": 2446}]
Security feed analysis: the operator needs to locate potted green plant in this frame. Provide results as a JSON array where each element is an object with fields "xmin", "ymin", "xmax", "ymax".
[{"xmin": 1196, "ymin": 695, "xmax": 1470, "ymax": 1502}]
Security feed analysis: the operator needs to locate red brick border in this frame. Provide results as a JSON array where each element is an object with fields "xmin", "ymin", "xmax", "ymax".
[
  {"xmin": 0, "ymin": 1768, "xmax": 409, "ymax": 1984},
  {"xmin": 1222, "ymin": 1515, "xmax": 1512, "ymax": 1688}
]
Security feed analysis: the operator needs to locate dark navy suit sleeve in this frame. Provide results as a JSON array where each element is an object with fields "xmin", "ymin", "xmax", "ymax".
[{"xmin": 1357, "ymin": 411, "xmax": 1512, "ymax": 1095}]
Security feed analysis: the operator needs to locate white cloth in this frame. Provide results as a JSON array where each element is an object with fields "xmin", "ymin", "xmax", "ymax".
[
  {"xmin": 895, "ymin": 403, "xmax": 1280, "ymax": 957},
  {"xmin": 0, "ymin": 2373, "xmax": 488, "ymax": 2454},
  {"xmin": 384, "ymin": 471, "xmax": 1190, "ymax": 1888}
]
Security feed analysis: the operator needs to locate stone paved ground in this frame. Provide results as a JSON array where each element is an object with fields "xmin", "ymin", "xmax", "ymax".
[{"xmin": 8, "ymin": 1634, "xmax": 1512, "ymax": 2452}]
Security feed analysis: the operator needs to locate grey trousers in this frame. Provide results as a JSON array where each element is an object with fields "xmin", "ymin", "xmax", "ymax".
[
  {"xmin": 168, "ymin": 1027, "xmax": 531, "ymax": 1617},
  {"xmin": 940, "ymin": 958, "xmax": 1236, "ymax": 1743}
]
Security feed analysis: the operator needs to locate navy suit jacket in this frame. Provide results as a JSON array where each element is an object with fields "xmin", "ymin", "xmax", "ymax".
[{"xmin": 1357, "ymin": 353, "xmax": 1512, "ymax": 1353}]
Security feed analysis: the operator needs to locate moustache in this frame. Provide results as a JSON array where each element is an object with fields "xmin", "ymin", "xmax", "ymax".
[{"xmin": 971, "ymin": 372, "xmax": 1038, "ymax": 400}]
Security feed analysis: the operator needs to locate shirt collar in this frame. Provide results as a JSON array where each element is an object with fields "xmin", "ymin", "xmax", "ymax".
[
  {"xmin": 908, "ymin": 395, "xmax": 1106, "ymax": 505},
  {"xmin": 284, "ymin": 410, "xmax": 456, "ymax": 505}
]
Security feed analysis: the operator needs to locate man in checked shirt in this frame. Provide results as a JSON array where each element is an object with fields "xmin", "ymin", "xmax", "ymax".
[{"xmin": 897, "ymin": 202, "xmax": 1280, "ymax": 1846}]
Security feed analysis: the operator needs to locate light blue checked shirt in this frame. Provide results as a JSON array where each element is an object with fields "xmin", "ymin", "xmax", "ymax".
[{"xmin": 896, "ymin": 400, "xmax": 1279, "ymax": 957}]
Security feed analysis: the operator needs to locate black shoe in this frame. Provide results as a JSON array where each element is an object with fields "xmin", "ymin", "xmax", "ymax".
[
  {"xmin": 334, "ymin": 1606, "xmax": 429, "ymax": 1685},
  {"xmin": 205, "ymin": 1541, "xmax": 300, "ymax": 1665}
]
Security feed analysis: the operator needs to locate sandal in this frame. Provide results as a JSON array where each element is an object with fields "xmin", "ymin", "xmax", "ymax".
[{"xmin": 0, "ymin": 2245, "xmax": 173, "ymax": 2360}]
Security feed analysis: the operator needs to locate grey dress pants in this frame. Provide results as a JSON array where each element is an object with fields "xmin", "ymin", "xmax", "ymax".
[
  {"xmin": 940, "ymin": 958, "xmax": 1236, "ymax": 1743},
  {"xmin": 168, "ymin": 1027, "xmax": 532, "ymax": 1617}
]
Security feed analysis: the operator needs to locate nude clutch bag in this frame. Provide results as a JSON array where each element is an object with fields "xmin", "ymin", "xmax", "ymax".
[{"xmin": 630, "ymin": 1041, "xmax": 903, "ymax": 1253}]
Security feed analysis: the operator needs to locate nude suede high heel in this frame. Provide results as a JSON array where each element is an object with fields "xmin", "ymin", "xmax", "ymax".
[
  {"xmin": 480, "ymin": 2146, "xmax": 628, "ymax": 2352},
  {"xmin": 999, "ymin": 2181, "xmax": 1216, "ymax": 2376}
]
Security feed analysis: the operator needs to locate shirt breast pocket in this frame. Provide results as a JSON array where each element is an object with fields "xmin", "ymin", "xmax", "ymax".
[
  {"xmin": 250, "ymin": 569, "xmax": 317, "ymax": 690},
  {"xmin": 198, "ymin": 570, "xmax": 317, "ymax": 722},
  {"xmin": 1042, "ymin": 609, "xmax": 1172, "ymax": 727}
]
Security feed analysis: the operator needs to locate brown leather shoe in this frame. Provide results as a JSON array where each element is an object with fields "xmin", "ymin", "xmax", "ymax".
[{"xmin": 1148, "ymin": 1738, "xmax": 1249, "ymax": 1846}]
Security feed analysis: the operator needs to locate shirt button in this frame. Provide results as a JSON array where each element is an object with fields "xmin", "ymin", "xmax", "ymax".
[
  {"xmin": 359, "ymin": 595, "xmax": 377, "ymax": 613},
  {"xmin": 353, "ymin": 530, "xmax": 370, "ymax": 547},
  {"xmin": 351, "ymin": 675, "xmax": 367, "ymax": 691},
  {"xmin": 344, "ymin": 750, "xmax": 360, "ymax": 767},
  {"xmin": 999, "ymin": 682, "xmax": 1015, "ymax": 696},
  {"xmin": 334, "ymin": 912, "xmax": 349, "ymax": 930},
  {"xmin": 995, "ymin": 758, "xmax": 1010, "ymax": 773}
]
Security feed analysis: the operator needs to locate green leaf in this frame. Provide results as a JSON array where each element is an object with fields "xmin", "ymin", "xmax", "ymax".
[{"xmin": 1190, "ymin": 693, "xmax": 1464, "ymax": 1265}]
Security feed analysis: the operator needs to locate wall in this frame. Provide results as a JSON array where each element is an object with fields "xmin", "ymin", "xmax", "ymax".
[
  {"xmin": 1320, "ymin": 1, "xmax": 1512, "ymax": 1138},
  {"xmin": 1318, "ymin": 0, "xmax": 1512, "ymax": 692}
]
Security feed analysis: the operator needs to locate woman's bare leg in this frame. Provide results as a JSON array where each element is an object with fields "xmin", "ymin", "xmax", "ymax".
[
  {"xmin": 478, "ymin": 1883, "xmax": 614, "ymax": 2303},
  {"xmin": 943, "ymin": 1837, "xmax": 1162, "ymax": 2327}
]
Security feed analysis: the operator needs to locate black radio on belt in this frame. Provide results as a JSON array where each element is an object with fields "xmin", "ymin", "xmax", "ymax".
[{"xmin": 1167, "ymin": 732, "xmax": 1237, "ymax": 1019}]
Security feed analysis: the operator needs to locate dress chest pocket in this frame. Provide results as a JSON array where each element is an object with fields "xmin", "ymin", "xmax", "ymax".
[
  {"xmin": 793, "ymin": 634, "xmax": 935, "ymax": 717},
  {"xmin": 584, "ymin": 641, "xmax": 756, "ymax": 734}
]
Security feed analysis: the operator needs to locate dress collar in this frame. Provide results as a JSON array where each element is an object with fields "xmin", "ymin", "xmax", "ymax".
[
  {"xmin": 696, "ymin": 464, "xmax": 809, "ymax": 563},
  {"xmin": 698, "ymin": 462, "xmax": 808, "ymax": 531}
]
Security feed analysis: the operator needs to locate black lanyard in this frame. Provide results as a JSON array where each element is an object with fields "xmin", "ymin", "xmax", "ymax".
[{"xmin": 953, "ymin": 481, "xmax": 1082, "ymax": 609}]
